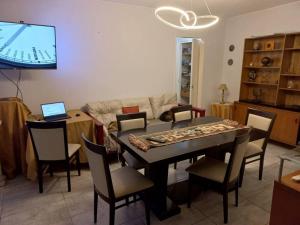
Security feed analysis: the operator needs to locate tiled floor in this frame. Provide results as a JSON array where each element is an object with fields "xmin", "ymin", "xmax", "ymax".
[{"xmin": 0, "ymin": 143, "xmax": 299, "ymax": 225}]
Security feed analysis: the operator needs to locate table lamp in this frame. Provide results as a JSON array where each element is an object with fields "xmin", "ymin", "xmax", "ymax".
[{"xmin": 218, "ymin": 83, "xmax": 228, "ymax": 104}]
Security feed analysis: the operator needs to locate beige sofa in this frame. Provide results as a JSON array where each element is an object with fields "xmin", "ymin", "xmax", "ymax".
[{"xmin": 85, "ymin": 93, "xmax": 205, "ymax": 154}]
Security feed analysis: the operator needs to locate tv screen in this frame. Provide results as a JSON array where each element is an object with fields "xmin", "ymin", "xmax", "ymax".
[{"xmin": 0, "ymin": 21, "xmax": 57, "ymax": 69}]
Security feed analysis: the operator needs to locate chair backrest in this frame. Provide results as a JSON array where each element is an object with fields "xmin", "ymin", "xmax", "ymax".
[
  {"xmin": 82, "ymin": 134, "xmax": 114, "ymax": 199},
  {"xmin": 225, "ymin": 129, "xmax": 251, "ymax": 184},
  {"xmin": 171, "ymin": 105, "xmax": 193, "ymax": 122},
  {"xmin": 116, "ymin": 112, "xmax": 147, "ymax": 132},
  {"xmin": 246, "ymin": 108, "xmax": 276, "ymax": 150},
  {"xmin": 27, "ymin": 121, "xmax": 68, "ymax": 161}
]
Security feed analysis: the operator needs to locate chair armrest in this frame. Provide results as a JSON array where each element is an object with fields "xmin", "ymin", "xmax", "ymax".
[{"xmin": 86, "ymin": 112, "xmax": 104, "ymax": 145}]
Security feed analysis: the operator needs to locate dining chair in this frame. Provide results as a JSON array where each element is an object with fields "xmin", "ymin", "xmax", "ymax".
[
  {"xmin": 82, "ymin": 134, "xmax": 153, "ymax": 225},
  {"xmin": 116, "ymin": 112, "xmax": 147, "ymax": 169},
  {"xmin": 239, "ymin": 108, "xmax": 276, "ymax": 186},
  {"xmin": 171, "ymin": 105, "xmax": 193, "ymax": 169},
  {"xmin": 26, "ymin": 121, "xmax": 81, "ymax": 193},
  {"xmin": 186, "ymin": 129, "xmax": 250, "ymax": 224}
]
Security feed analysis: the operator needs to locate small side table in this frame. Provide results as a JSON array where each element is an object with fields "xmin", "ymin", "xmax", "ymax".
[{"xmin": 211, "ymin": 102, "xmax": 233, "ymax": 119}]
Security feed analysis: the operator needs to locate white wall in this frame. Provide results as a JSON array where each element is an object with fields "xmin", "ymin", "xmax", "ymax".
[
  {"xmin": 0, "ymin": 0, "xmax": 225, "ymax": 114},
  {"xmin": 221, "ymin": 1, "xmax": 300, "ymax": 102}
]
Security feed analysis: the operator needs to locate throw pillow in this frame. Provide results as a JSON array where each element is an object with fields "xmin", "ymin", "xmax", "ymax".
[
  {"xmin": 122, "ymin": 106, "xmax": 139, "ymax": 114},
  {"xmin": 159, "ymin": 110, "xmax": 173, "ymax": 122}
]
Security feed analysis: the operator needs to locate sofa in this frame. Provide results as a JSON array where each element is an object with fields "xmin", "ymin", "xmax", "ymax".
[{"xmin": 85, "ymin": 93, "xmax": 205, "ymax": 154}]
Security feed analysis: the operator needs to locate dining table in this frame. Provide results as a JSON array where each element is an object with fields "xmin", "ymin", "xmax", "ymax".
[{"xmin": 111, "ymin": 116, "xmax": 259, "ymax": 220}]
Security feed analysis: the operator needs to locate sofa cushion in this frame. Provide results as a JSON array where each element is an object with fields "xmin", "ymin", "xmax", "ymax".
[
  {"xmin": 121, "ymin": 97, "xmax": 154, "ymax": 120},
  {"xmin": 149, "ymin": 93, "xmax": 177, "ymax": 119}
]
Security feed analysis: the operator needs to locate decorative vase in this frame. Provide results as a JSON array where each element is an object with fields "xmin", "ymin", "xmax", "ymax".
[
  {"xmin": 261, "ymin": 57, "xmax": 273, "ymax": 67},
  {"xmin": 287, "ymin": 80, "xmax": 295, "ymax": 89},
  {"xmin": 248, "ymin": 70, "xmax": 257, "ymax": 81},
  {"xmin": 253, "ymin": 42, "xmax": 261, "ymax": 50}
]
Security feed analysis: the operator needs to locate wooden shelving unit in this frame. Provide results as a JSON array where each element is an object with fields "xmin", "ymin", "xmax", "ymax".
[
  {"xmin": 239, "ymin": 32, "xmax": 300, "ymax": 107},
  {"xmin": 234, "ymin": 33, "xmax": 300, "ymax": 146}
]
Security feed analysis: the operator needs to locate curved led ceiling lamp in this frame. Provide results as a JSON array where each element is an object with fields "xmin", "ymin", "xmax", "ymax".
[{"xmin": 155, "ymin": 0, "xmax": 219, "ymax": 30}]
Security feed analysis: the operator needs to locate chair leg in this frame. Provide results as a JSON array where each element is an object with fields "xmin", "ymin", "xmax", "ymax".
[
  {"xmin": 174, "ymin": 162, "xmax": 177, "ymax": 169},
  {"xmin": 144, "ymin": 192, "xmax": 150, "ymax": 225},
  {"xmin": 109, "ymin": 202, "xmax": 115, "ymax": 225},
  {"xmin": 120, "ymin": 154, "xmax": 126, "ymax": 167},
  {"xmin": 37, "ymin": 162, "xmax": 43, "ymax": 193},
  {"xmin": 259, "ymin": 154, "xmax": 265, "ymax": 180},
  {"xmin": 239, "ymin": 159, "xmax": 246, "ymax": 187},
  {"xmin": 235, "ymin": 181, "xmax": 239, "ymax": 207},
  {"xmin": 94, "ymin": 189, "xmax": 98, "ymax": 224},
  {"xmin": 76, "ymin": 152, "xmax": 81, "ymax": 176},
  {"xmin": 223, "ymin": 191, "xmax": 228, "ymax": 224},
  {"xmin": 66, "ymin": 161, "xmax": 71, "ymax": 192},
  {"xmin": 187, "ymin": 175, "xmax": 192, "ymax": 208},
  {"xmin": 49, "ymin": 164, "xmax": 53, "ymax": 177}
]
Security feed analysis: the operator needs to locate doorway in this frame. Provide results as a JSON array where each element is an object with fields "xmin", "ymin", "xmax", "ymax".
[{"xmin": 176, "ymin": 37, "xmax": 204, "ymax": 107}]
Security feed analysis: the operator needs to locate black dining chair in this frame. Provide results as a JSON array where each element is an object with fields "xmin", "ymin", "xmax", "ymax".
[
  {"xmin": 27, "ymin": 120, "xmax": 81, "ymax": 193},
  {"xmin": 171, "ymin": 105, "xmax": 194, "ymax": 169},
  {"xmin": 116, "ymin": 112, "xmax": 147, "ymax": 169},
  {"xmin": 82, "ymin": 134, "xmax": 153, "ymax": 225},
  {"xmin": 186, "ymin": 129, "xmax": 251, "ymax": 224},
  {"xmin": 239, "ymin": 108, "xmax": 276, "ymax": 186}
]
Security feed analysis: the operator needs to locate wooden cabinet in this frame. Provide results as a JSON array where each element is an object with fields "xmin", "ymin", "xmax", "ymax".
[{"xmin": 233, "ymin": 101, "xmax": 300, "ymax": 146}]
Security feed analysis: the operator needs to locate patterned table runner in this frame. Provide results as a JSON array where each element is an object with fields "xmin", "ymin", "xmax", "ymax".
[{"xmin": 128, "ymin": 120, "xmax": 246, "ymax": 152}]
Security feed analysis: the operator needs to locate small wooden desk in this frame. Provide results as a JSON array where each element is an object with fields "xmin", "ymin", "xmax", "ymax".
[
  {"xmin": 211, "ymin": 102, "xmax": 233, "ymax": 119},
  {"xmin": 26, "ymin": 110, "xmax": 95, "ymax": 181}
]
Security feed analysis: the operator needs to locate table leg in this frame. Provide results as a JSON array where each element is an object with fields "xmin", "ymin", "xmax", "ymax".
[{"xmin": 145, "ymin": 163, "xmax": 181, "ymax": 220}]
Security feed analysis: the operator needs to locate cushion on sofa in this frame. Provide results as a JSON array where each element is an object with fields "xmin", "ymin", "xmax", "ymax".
[
  {"xmin": 149, "ymin": 93, "xmax": 177, "ymax": 119},
  {"xmin": 122, "ymin": 106, "xmax": 139, "ymax": 114},
  {"xmin": 121, "ymin": 97, "xmax": 154, "ymax": 120}
]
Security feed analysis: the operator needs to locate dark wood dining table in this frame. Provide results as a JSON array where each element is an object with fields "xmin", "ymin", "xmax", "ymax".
[{"xmin": 111, "ymin": 116, "xmax": 252, "ymax": 220}]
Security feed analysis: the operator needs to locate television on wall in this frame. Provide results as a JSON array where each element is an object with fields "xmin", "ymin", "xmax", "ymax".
[{"xmin": 0, "ymin": 21, "xmax": 57, "ymax": 69}]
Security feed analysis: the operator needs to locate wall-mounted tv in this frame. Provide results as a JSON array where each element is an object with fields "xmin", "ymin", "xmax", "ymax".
[{"xmin": 0, "ymin": 21, "xmax": 57, "ymax": 69}]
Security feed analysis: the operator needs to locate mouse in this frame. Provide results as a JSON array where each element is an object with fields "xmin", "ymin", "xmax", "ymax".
[{"xmin": 75, "ymin": 113, "xmax": 80, "ymax": 117}]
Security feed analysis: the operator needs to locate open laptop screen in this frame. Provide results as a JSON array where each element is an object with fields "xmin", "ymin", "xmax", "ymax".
[{"xmin": 41, "ymin": 102, "xmax": 66, "ymax": 117}]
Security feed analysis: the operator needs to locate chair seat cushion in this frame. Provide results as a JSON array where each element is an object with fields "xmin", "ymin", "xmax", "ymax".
[
  {"xmin": 123, "ymin": 152, "xmax": 145, "ymax": 169},
  {"xmin": 111, "ymin": 167, "xmax": 153, "ymax": 199},
  {"xmin": 245, "ymin": 141, "xmax": 263, "ymax": 158},
  {"xmin": 68, "ymin": 144, "xmax": 81, "ymax": 157},
  {"xmin": 186, "ymin": 157, "xmax": 227, "ymax": 183}
]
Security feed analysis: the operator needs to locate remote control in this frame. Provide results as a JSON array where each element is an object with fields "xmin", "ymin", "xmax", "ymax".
[{"xmin": 146, "ymin": 137, "xmax": 166, "ymax": 143}]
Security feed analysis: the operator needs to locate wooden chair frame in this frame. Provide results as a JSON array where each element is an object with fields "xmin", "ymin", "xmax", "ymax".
[
  {"xmin": 239, "ymin": 108, "xmax": 276, "ymax": 186},
  {"xmin": 187, "ymin": 130, "xmax": 250, "ymax": 224},
  {"xmin": 82, "ymin": 135, "xmax": 151, "ymax": 225},
  {"xmin": 171, "ymin": 104, "xmax": 193, "ymax": 122},
  {"xmin": 27, "ymin": 121, "xmax": 81, "ymax": 193}
]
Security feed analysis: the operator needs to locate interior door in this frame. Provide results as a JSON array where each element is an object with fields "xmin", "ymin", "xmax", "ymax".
[{"xmin": 190, "ymin": 39, "xmax": 204, "ymax": 107}]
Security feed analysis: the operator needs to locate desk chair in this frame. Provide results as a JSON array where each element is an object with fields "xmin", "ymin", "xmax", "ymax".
[
  {"xmin": 27, "ymin": 121, "xmax": 81, "ymax": 193},
  {"xmin": 239, "ymin": 108, "xmax": 276, "ymax": 186},
  {"xmin": 186, "ymin": 129, "xmax": 250, "ymax": 224},
  {"xmin": 116, "ymin": 112, "xmax": 147, "ymax": 169},
  {"xmin": 82, "ymin": 134, "xmax": 153, "ymax": 225}
]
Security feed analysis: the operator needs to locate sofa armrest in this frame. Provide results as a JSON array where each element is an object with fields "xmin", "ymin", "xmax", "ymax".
[
  {"xmin": 86, "ymin": 112, "xmax": 104, "ymax": 145},
  {"xmin": 192, "ymin": 106, "xmax": 206, "ymax": 118},
  {"xmin": 178, "ymin": 103, "xmax": 206, "ymax": 118}
]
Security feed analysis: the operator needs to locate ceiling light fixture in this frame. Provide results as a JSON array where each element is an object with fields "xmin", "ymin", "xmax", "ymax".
[{"xmin": 155, "ymin": 0, "xmax": 219, "ymax": 30}]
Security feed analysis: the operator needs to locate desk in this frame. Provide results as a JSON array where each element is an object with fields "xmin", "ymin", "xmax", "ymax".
[
  {"xmin": 26, "ymin": 110, "xmax": 95, "ymax": 181},
  {"xmin": 211, "ymin": 102, "xmax": 233, "ymax": 119},
  {"xmin": 111, "ymin": 117, "xmax": 240, "ymax": 220}
]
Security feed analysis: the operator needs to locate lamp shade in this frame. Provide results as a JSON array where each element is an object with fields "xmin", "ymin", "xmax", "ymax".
[{"xmin": 218, "ymin": 83, "xmax": 228, "ymax": 91}]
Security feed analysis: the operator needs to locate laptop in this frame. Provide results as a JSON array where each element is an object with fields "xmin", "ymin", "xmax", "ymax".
[{"xmin": 41, "ymin": 102, "xmax": 70, "ymax": 121}]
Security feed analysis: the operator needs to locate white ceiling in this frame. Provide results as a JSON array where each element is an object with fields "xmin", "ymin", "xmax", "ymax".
[{"xmin": 103, "ymin": 0, "xmax": 298, "ymax": 18}]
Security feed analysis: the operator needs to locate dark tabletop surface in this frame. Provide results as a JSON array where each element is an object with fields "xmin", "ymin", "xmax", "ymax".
[{"xmin": 111, "ymin": 116, "xmax": 245, "ymax": 165}]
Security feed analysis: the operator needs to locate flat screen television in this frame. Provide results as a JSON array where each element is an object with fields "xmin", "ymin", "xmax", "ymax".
[{"xmin": 0, "ymin": 21, "xmax": 57, "ymax": 69}]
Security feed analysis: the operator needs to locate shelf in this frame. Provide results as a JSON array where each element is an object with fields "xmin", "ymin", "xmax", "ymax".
[
  {"xmin": 281, "ymin": 74, "xmax": 300, "ymax": 77},
  {"xmin": 244, "ymin": 49, "xmax": 283, "ymax": 53},
  {"xmin": 279, "ymin": 88, "xmax": 300, "ymax": 92},
  {"xmin": 243, "ymin": 66, "xmax": 281, "ymax": 69},
  {"xmin": 284, "ymin": 48, "xmax": 300, "ymax": 51},
  {"xmin": 242, "ymin": 81, "xmax": 278, "ymax": 87}
]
